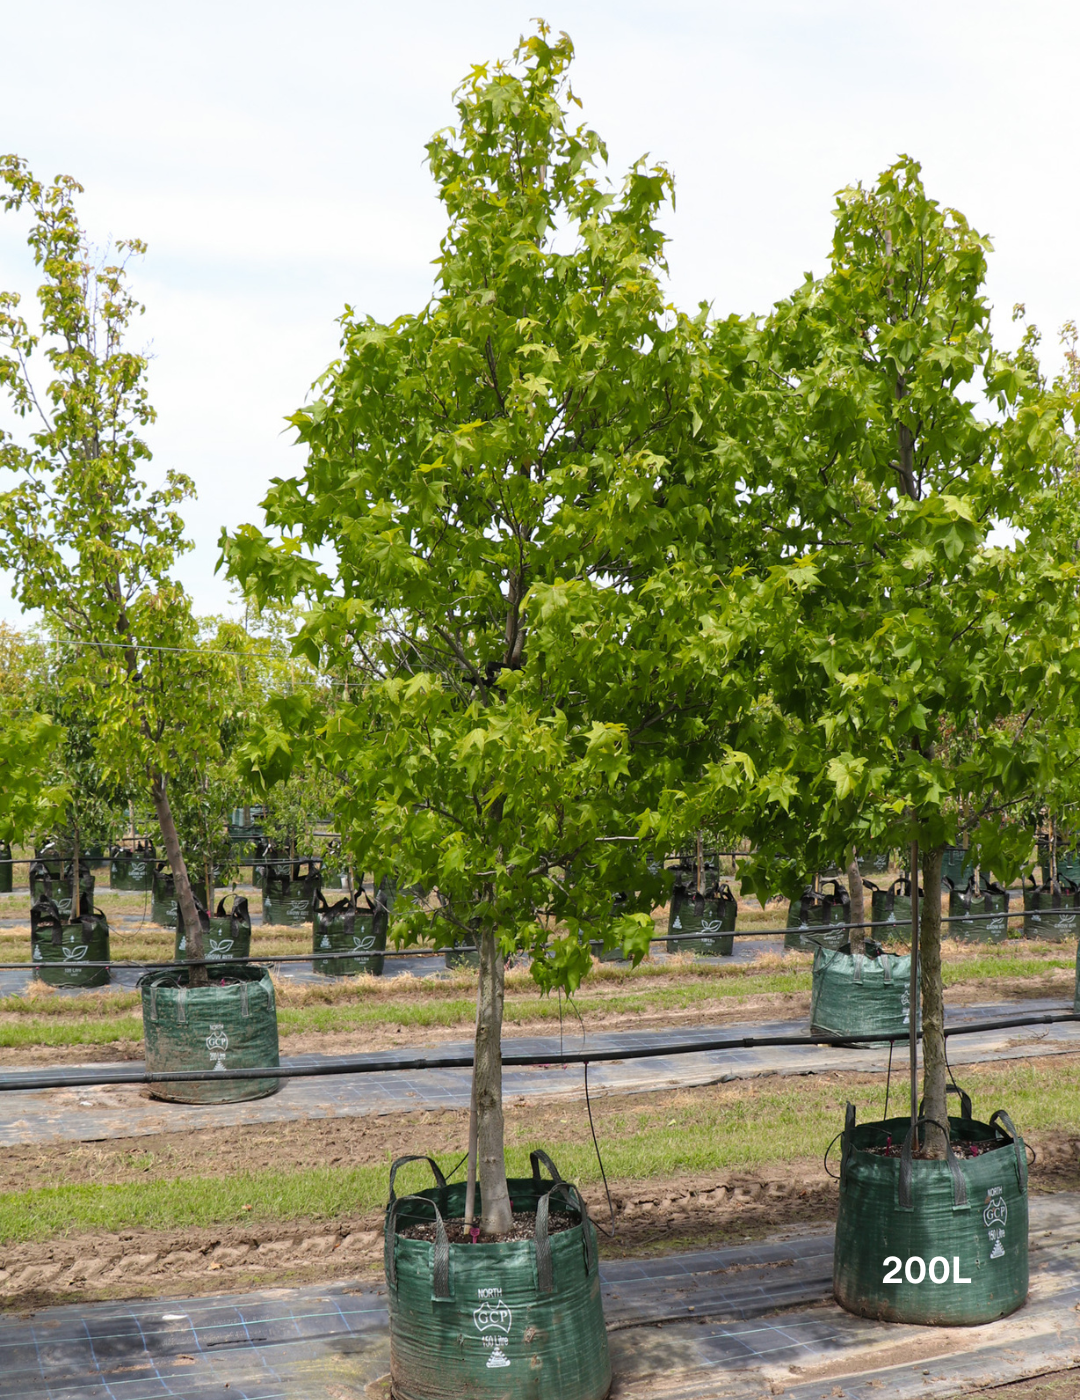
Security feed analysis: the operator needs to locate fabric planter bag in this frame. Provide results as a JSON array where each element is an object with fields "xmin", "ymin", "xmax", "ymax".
[
  {"xmin": 110, "ymin": 841, "xmax": 155, "ymax": 891},
  {"xmin": 941, "ymin": 845, "xmax": 974, "ymax": 891},
  {"xmin": 785, "ymin": 883, "xmax": 848, "ymax": 953},
  {"xmin": 1023, "ymin": 878, "xmax": 1080, "ymax": 940},
  {"xmin": 314, "ymin": 892, "xmax": 388, "ymax": 976},
  {"xmin": 30, "ymin": 859, "xmax": 94, "ymax": 920},
  {"xmin": 34, "ymin": 841, "xmax": 64, "ymax": 881},
  {"xmin": 0, "ymin": 841, "xmax": 11, "ymax": 895},
  {"xmin": 945, "ymin": 877, "xmax": 977, "ymax": 941},
  {"xmin": 138, "ymin": 963, "xmax": 280, "ymax": 1104},
  {"xmin": 31, "ymin": 897, "xmax": 110, "ymax": 988},
  {"xmin": 666, "ymin": 883, "xmax": 737, "ymax": 955},
  {"xmin": 262, "ymin": 859, "xmax": 321, "ymax": 926},
  {"xmin": 175, "ymin": 895, "xmax": 252, "ymax": 963},
  {"xmin": 858, "ymin": 852, "xmax": 891, "ymax": 876},
  {"xmin": 834, "ymin": 1101, "xmax": 1029, "ymax": 1325},
  {"xmin": 1074, "ymin": 937, "xmax": 1079, "ymax": 1014},
  {"xmin": 978, "ymin": 883, "xmax": 1012, "ymax": 941},
  {"xmin": 151, "ymin": 863, "xmax": 180, "ymax": 927},
  {"xmin": 810, "ymin": 942, "xmax": 914, "ymax": 1038},
  {"xmin": 875, "ymin": 877, "xmax": 922, "ymax": 944},
  {"xmin": 385, "ymin": 1151, "xmax": 610, "ymax": 1400}
]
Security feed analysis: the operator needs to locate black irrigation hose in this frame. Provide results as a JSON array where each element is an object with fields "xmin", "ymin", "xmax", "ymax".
[{"xmin": 0, "ymin": 1009, "xmax": 1075, "ymax": 1094}]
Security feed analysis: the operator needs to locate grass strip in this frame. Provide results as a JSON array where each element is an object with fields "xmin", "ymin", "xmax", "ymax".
[{"xmin": 1, "ymin": 1059, "xmax": 1076, "ymax": 1242}]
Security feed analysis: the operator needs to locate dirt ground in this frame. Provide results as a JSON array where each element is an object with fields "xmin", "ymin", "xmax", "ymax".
[{"xmin": 1, "ymin": 1079, "xmax": 1077, "ymax": 1310}]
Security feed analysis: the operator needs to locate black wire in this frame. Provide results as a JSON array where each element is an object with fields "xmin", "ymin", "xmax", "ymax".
[
  {"xmin": 444, "ymin": 1151, "xmax": 470, "ymax": 1182},
  {"xmin": 584, "ymin": 1061, "xmax": 616, "ymax": 1239}
]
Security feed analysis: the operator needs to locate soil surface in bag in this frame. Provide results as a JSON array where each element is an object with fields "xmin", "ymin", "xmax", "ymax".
[
  {"xmin": 399, "ymin": 1209, "xmax": 577, "ymax": 1244},
  {"xmin": 868, "ymin": 1136, "xmax": 1008, "ymax": 1159}
]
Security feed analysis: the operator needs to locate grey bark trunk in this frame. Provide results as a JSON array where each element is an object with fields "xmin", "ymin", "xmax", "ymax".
[
  {"xmin": 151, "ymin": 771, "xmax": 208, "ymax": 987},
  {"xmin": 920, "ymin": 845, "xmax": 947, "ymax": 1156},
  {"xmin": 846, "ymin": 857, "xmax": 865, "ymax": 952},
  {"xmin": 475, "ymin": 926, "xmax": 512, "ymax": 1235}
]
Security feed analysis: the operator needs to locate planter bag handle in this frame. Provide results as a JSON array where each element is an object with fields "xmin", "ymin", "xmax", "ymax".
[
  {"xmin": 536, "ymin": 1180, "xmax": 594, "ymax": 1290},
  {"xmin": 530, "ymin": 1149, "xmax": 565, "ymax": 1187},
  {"xmin": 385, "ymin": 1193, "xmax": 450, "ymax": 1299},
  {"xmin": 388, "ymin": 1154, "xmax": 448, "ymax": 1203},
  {"xmin": 839, "ymin": 1102, "xmax": 856, "ymax": 1187},
  {"xmin": 989, "ymin": 1110, "xmax": 1028, "ymax": 1194},
  {"xmin": 918, "ymin": 1084, "xmax": 973, "ymax": 1122},
  {"xmin": 899, "ymin": 1118, "xmax": 968, "ymax": 1212}
]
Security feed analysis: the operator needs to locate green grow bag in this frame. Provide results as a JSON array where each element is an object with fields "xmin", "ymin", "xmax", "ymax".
[
  {"xmin": 34, "ymin": 841, "xmax": 64, "ymax": 881},
  {"xmin": 30, "ymin": 859, "xmax": 95, "ymax": 919},
  {"xmin": 785, "ymin": 882, "xmax": 848, "ymax": 953},
  {"xmin": 110, "ymin": 841, "xmax": 155, "ymax": 891},
  {"xmin": 31, "ymin": 898, "xmax": 110, "ymax": 988},
  {"xmin": 1073, "ymin": 938, "xmax": 1079, "ymax": 1014},
  {"xmin": 857, "ymin": 852, "xmax": 891, "ymax": 877},
  {"xmin": 872, "ymin": 877, "xmax": 921, "ymax": 943},
  {"xmin": 941, "ymin": 845, "xmax": 974, "ymax": 890},
  {"xmin": 151, "ymin": 863, "xmax": 179, "ymax": 927},
  {"xmin": 945, "ymin": 878, "xmax": 977, "ymax": 940},
  {"xmin": 138, "ymin": 963, "xmax": 280, "ymax": 1104},
  {"xmin": 262, "ymin": 859, "xmax": 321, "ymax": 927},
  {"xmin": 175, "ymin": 895, "xmax": 252, "ymax": 963},
  {"xmin": 666, "ymin": 883, "xmax": 736, "ymax": 955},
  {"xmin": 834, "ymin": 1101, "xmax": 1028, "ymax": 1325},
  {"xmin": 976, "ymin": 883, "xmax": 1012, "ymax": 941},
  {"xmin": 314, "ymin": 892, "xmax": 388, "ymax": 976},
  {"xmin": 0, "ymin": 841, "xmax": 11, "ymax": 895},
  {"xmin": 386, "ymin": 1151, "xmax": 611, "ymax": 1400},
  {"xmin": 1023, "ymin": 878, "xmax": 1080, "ymax": 940},
  {"xmin": 810, "ymin": 942, "xmax": 914, "ymax": 1038}
]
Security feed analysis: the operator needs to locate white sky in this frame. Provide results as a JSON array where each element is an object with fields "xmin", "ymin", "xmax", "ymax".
[{"xmin": 0, "ymin": 0, "xmax": 1076, "ymax": 623}]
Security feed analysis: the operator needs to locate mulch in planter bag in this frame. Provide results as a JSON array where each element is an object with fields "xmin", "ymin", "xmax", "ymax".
[
  {"xmin": 110, "ymin": 840, "xmax": 155, "ymax": 891},
  {"xmin": 175, "ymin": 894, "xmax": 252, "ymax": 963},
  {"xmin": 666, "ymin": 882, "xmax": 737, "ymax": 955},
  {"xmin": 385, "ymin": 1150, "xmax": 610, "ymax": 1400},
  {"xmin": 785, "ymin": 881, "xmax": 848, "ymax": 953},
  {"xmin": 31, "ymin": 896, "xmax": 110, "ymax": 988},
  {"xmin": 262, "ymin": 858, "xmax": 321, "ymax": 926},
  {"xmin": 314, "ymin": 891, "xmax": 387, "ymax": 976},
  {"xmin": 0, "ymin": 841, "xmax": 11, "ymax": 895},
  {"xmin": 138, "ymin": 963, "xmax": 280, "ymax": 1104},
  {"xmin": 1023, "ymin": 876, "xmax": 1080, "ymax": 940},
  {"xmin": 810, "ymin": 940, "xmax": 914, "ymax": 1038},
  {"xmin": 30, "ymin": 858, "xmax": 94, "ymax": 920},
  {"xmin": 833, "ymin": 1100, "xmax": 1028, "ymax": 1325}
]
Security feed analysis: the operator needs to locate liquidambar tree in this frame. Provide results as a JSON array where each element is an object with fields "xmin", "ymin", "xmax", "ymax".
[
  {"xmin": 724, "ymin": 159, "xmax": 1080, "ymax": 1149},
  {"xmin": 226, "ymin": 28, "xmax": 746, "ymax": 1232},
  {"xmin": 0, "ymin": 157, "xmax": 229, "ymax": 983}
]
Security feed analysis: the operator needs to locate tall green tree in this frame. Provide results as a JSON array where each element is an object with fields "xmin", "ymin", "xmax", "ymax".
[
  {"xmin": 0, "ymin": 156, "xmax": 230, "ymax": 981},
  {"xmin": 718, "ymin": 159, "xmax": 1080, "ymax": 1149},
  {"xmin": 226, "ymin": 26, "xmax": 742, "ymax": 1231}
]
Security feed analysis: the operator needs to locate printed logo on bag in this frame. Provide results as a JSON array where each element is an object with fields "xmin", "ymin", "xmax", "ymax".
[
  {"xmin": 177, "ymin": 934, "xmax": 187, "ymax": 952},
  {"xmin": 206, "ymin": 1023, "xmax": 229, "ymax": 1070},
  {"xmin": 62, "ymin": 945, "xmax": 88, "ymax": 962},
  {"xmin": 672, "ymin": 915, "xmax": 683, "ymax": 931},
  {"xmin": 700, "ymin": 918, "xmax": 724, "ymax": 937},
  {"xmin": 209, "ymin": 938, "xmax": 233, "ymax": 958},
  {"xmin": 473, "ymin": 1287, "xmax": 512, "ymax": 1369},
  {"xmin": 984, "ymin": 1186, "xmax": 1007, "ymax": 1258},
  {"xmin": 319, "ymin": 934, "xmax": 331, "ymax": 949},
  {"xmin": 901, "ymin": 986, "xmax": 910, "ymax": 1026},
  {"xmin": 351, "ymin": 935, "xmax": 376, "ymax": 954}
]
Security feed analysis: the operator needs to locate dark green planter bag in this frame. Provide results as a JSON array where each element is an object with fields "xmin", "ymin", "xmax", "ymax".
[
  {"xmin": 34, "ymin": 840, "xmax": 64, "ymax": 881},
  {"xmin": 978, "ymin": 882, "xmax": 1012, "ymax": 941},
  {"xmin": 30, "ymin": 858, "xmax": 95, "ymax": 919},
  {"xmin": 785, "ymin": 881, "xmax": 848, "ymax": 953},
  {"xmin": 834, "ymin": 1100, "xmax": 1028, "ymax": 1326},
  {"xmin": 941, "ymin": 845, "xmax": 974, "ymax": 891},
  {"xmin": 314, "ymin": 891, "xmax": 387, "ymax": 976},
  {"xmin": 175, "ymin": 894, "xmax": 252, "ymax": 963},
  {"xmin": 31, "ymin": 897, "xmax": 110, "ymax": 988},
  {"xmin": 0, "ymin": 841, "xmax": 11, "ymax": 895},
  {"xmin": 875, "ymin": 876, "xmax": 922, "ymax": 943},
  {"xmin": 151, "ymin": 863, "xmax": 179, "ymax": 927},
  {"xmin": 110, "ymin": 841, "xmax": 155, "ymax": 892},
  {"xmin": 810, "ymin": 942, "xmax": 913, "ymax": 1038},
  {"xmin": 857, "ymin": 851, "xmax": 891, "ymax": 876},
  {"xmin": 1023, "ymin": 877, "xmax": 1080, "ymax": 940},
  {"xmin": 385, "ymin": 1151, "xmax": 611, "ymax": 1400},
  {"xmin": 138, "ymin": 963, "xmax": 280, "ymax": 1104},
  {"xmin": 262, "ymin": 858, "xmax": 321, "ymax": 926},
  {"xmin": 666, "ymin": 882, "xmax": 737, "ymax": 955}
]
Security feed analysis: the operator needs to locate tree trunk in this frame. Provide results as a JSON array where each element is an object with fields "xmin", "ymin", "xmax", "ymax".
[
  {"xmin": 70, "ymin": 801, "xmax": 81, "ymax": 920},
  {"xmin": 475, "ymin": 926, "xmax": 512, "ymax": 1235},
  {"xmin": 151, "ymin": 771, "xmax": 208, "ymax": 987},
  {"xmin": 847, "ymin": 857, "xmax": 865, "ymax": 953},
  {"xmin": 920, "ymin": 845, "xmax": 947, "ymax": 1156}
]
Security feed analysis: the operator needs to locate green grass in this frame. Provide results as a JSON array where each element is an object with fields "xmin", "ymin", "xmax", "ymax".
[{"xmin": 2, "ymin": 1059, "xmax": 1076, "ymax": 1243}]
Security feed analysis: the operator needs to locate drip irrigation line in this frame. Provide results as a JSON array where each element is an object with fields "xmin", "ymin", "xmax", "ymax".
[{"xmin": 0, "ymin": 1008, "xmax": 1074, "ymax": 1094}]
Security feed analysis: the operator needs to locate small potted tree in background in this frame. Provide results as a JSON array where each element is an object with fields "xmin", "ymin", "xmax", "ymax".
[{"xmin": 0, "ymin": 159, "xmax": 279, "ymax": 1104}]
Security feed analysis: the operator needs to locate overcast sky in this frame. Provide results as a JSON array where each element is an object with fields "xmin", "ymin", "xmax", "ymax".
[{"xmin": 0, "ymin": 0, "xmax": 1076, "ymax": 624}]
